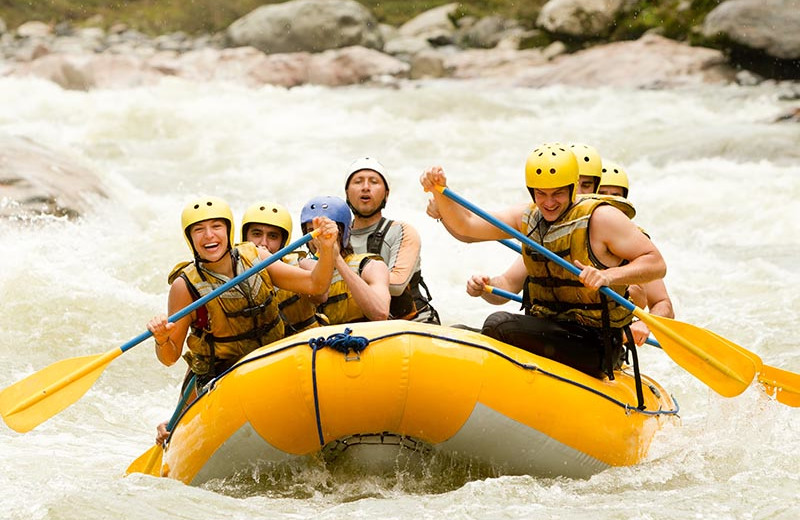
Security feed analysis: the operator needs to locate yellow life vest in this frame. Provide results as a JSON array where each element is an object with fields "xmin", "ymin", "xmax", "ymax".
[
  {"xmin": 576, "ymin": 193, "xmax": 636, "ymax": 219},
  {"xmin": 521, "ymin": 197, "xmax": 635, "ymax": 329},
  {"xmin": 176, "ymin": 242, "xmax": 284, "ymax": 377},
  {"xmin": 274, "ymin": 252, "xmax": 321, "ymax": 336},
  {"xmin": 318, "ymin": 252, "xmax": 382, "ymax": 325}
]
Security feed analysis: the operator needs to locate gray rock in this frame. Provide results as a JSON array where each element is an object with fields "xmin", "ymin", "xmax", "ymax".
[
  {"xmin": 537, "ymin": 0, "xmax": 624, "ymax": 39},
  {"xmin": 383, "ymin": 35, "xmax": 433, "ymax": 59},
  {"xmin": 410, "ymin": 49, "xmax": 447, "ymax": 79},
  {"xmin": 0, "ymin": 134, "xmax": 107, "ymax": 219},
  {"xmin": 16, "ymin": 21, "xmax": 51, "ymax": 39},
  {"xmin": 226, "ymin": 0, "xmax": 382, "ymax": 54},
  {"xmin": 702, "ymin": 0, "xmax": 800, "ymax": 60},
  {"xmin": 516, "ymin": 33, "xmax": 736, "ymax": 88},
  {"xmin": 458, "ymin": 16, "xmax": 521, "ymax": 49},
  {"xmin": 398, "ymin": 3, "xmax": 458, "ymax": 39}
]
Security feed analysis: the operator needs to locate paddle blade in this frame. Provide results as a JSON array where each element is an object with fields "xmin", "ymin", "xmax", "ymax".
[
  {"xmin": 636, "ymin": 311, "xmax": 756, "ymax": 398},
  {"xmin": 0, "ymin": 352, "xmax": 115, "ymax": 433},
  {"xmin": 126, "ymin": 444, "xmax": 164, "ymax": 476},
  {"xmin": 759, "ymin": 365, "xmax": 800, "ymax": 407}
]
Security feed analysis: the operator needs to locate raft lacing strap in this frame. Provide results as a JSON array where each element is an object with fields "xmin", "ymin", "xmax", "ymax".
[
  {"xmin": 308, "ymin": 328, "xmax": 371, "ymax": 446},
  {"xmin": 308, "ymin": 328, "xmax": 369, "ymax": 358}
]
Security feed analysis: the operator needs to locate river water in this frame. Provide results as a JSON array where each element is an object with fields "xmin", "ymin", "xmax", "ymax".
[{"xmin": 1, "ymin": 76, "xmax": 799, "ymax": 519}]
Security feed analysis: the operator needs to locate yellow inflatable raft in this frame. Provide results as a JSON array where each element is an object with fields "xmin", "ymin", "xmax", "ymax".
[{"xmin": 155, "ymin": 321, "xmax": 679, "ymax": 485}]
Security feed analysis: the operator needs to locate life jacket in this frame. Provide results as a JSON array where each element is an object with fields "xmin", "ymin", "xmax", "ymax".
[
  {"xmin": 172, "ymin": 242, "xmax": 284, "ymax": 378},
  {"xmin": 274, "ymin": 251, "xmax": 321, "ymax": 336},
  {"xmin": 521, "ymin": 196, "xmax": 636, "ymax": 329},
  {"xmin": 577, "ymin": 193, "xmax": 636, "ymax": 219},
  {"xmin": 366, "ymin": 217, "xmax": 437, "ymax": 321},
  {"xmin": 318, "ymin": 252, "xmax": 382, "ymax": 325}
]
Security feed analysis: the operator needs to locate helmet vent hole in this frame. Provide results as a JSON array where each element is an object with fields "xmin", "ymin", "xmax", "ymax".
[
  {"xmin": 549, "ymin": 168, "xmax": 556, "ymax": 174},
  {"xmin": 193, "ymin": 204, "xmax": 199, "ymax": 209},
  {"xmin": 206, "ymin": 201, "xmax": 213, "ymax": 206},
  {"xmin": 271, "ymin": 208, "xmax": 277, "ymax": 213}
]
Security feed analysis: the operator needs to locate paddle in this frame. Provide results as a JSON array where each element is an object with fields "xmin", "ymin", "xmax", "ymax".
[
  {"xmin": 645, "ymin": 335, "xmax": 800, "ymax": 407},
  {"xmin": 498, "ymin": 239, "xmax": 521, "ymax": 254},
  {"xmin": 487, "ymin": 285, "xmax": 799, "ymax": 406},
  {"xmin": 0, "ymin": 230, "xmax": 320, "ymax": 433},
  {"xmin": 435, "ymin": 185, "xmax": 756, "ymax": 398},
  {"xmin": 126, "ymin": 374, "xmax": 197, "ymax": 477}
]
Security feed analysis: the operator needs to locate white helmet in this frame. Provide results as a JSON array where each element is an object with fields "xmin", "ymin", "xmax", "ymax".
[{"xmin": 345, "ymin": 156, "xmax": 388, "ymax": 190}]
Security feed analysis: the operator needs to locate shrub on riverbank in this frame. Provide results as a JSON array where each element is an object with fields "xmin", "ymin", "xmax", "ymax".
[{"xmin": 0, "ymin": 0, "xmax": 714, "ymax": 43}]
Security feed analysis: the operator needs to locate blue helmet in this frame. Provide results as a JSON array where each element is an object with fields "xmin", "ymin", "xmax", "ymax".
[{"xmin": 300, "ymin": 195, "xmax": 352, "ymax": 246}]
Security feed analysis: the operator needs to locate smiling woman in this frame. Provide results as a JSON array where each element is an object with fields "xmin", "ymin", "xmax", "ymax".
[{"xmin": 146, "ymin": 196, "xmax": 339, "ymax": 383}]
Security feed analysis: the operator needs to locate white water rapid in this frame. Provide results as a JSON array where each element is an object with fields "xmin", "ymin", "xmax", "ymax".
[{"xmin": 1, "ymin": 76, "xmax": 799, "ymax": 519}]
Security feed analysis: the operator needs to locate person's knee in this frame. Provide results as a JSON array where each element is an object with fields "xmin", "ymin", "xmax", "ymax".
[{"xmin": 481, "ymin": 311, "xmax": 516, "ymax": 339}]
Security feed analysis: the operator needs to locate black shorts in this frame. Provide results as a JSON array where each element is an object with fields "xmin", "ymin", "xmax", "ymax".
[{"xmin": 481, "ymin": 311, "xmax": 625, "ymax": 379}]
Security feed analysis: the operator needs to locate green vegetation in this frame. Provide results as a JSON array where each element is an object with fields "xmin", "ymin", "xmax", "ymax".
[
  {"xmin": 611, "ymin": 0, "xmax": 723, "ymax": 43},
  {"xmin": 0, "ymin": 0, "xmax": 720, "ymax": 47},
  {"xmin": 0, "ymin": 0, "xmax": 545, "ymax": 34}
]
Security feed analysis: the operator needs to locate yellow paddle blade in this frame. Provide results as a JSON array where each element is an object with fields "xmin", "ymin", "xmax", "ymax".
[
  {"xmin": 705, "ymin": 329, "xmax": 800, "ymax": 407},
  {"xmin": 634, "ymin": 310, "xmax": 756, "ymax": 398},
  {"xmin": 0, "ymin": 349, "xmax": 120, "ymax": 433},
  {"xmin": 126, "ymin": 444, "xmax": 164, "ymax": 476},
  {"xmin": 759, "ymin": 365, "xmax": 800, "ymax": 407}
]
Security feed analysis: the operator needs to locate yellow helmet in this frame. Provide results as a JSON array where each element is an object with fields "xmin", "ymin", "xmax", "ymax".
[
  {"xmin": 525, "ymin": 143, "xmax": 579, "ymax": 201},
  {"xmin": 569, "ymin": 144, "xmax": 602, "ymax": 178},
  {"xmin": 599, "ymin": 160, "xmax": 629, "ymax": 197},
  {"xmin": 241, "ymin": 201, "xmax": 292, "ymax": 248},
  {"xmin": 180, "ymin": 196, "xmax": 234, "ymax": 256}
]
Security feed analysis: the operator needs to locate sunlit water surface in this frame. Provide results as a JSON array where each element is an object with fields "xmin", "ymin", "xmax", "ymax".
[{"xmin": 1, "ymin": 76, "xmax": 799, "ymax": 519}]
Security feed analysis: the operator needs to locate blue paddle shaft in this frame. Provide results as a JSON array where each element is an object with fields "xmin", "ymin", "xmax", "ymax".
[
  {"xmin": 488, "ymin": 286, "xmax": 523, "ymax": 303},
  {"xmin": 440, "ymin": 187, "xmax": 635, "ymax": 312},
  {"xmin": 498, "ymin": 239, "xmax": 522, "ymax": 254},
  {"xmin": 119, "ymin": 232, "xmax": 315, "ymax": 354}
]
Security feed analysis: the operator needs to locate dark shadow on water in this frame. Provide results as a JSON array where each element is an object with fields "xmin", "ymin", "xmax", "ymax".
[{"xmin": 200, "ymin": 448, "xmax": 503, "ymax": 500}]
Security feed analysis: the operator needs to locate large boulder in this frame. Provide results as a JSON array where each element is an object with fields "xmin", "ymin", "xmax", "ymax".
[
  {"xmin": 0, "ymin": 134, "xmax": 107, "ymax": 219},
  {"xmin": 307, "ymin": 46, "xmax": 409, "ymax": 85},
  {"xmin": 11, "ymin": 53, "xmax": 164, "ymax": 90},
  {"xmin": 537, "ymin": 0, "xmax": 625, "ymax": 39},
  {"xmin": 702, "ymin": 0, "xmax": 800, "ymax": 60},
  {"xmin": 398, "ymin": 2, "xmax": 458, "ymax": 45},
  {"xmin": 225, "ymin": 0, "xmax": 383, "ymax": 54},
  {"xmin": 161, "ymin": 47, "xmax": 312, "ymax": 88},
  {"xmin": 516, "ymin": 33, "xmax": 736, "ymax": 88}
]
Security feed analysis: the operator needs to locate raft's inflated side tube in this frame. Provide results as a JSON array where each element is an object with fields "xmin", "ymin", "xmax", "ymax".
[{"xmin": 160, "ymin": 321, "xmax": 678, "ymax": 485}]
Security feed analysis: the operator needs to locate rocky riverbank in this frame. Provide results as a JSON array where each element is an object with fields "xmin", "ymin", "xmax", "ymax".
[{"xmin": 0, "ymin": 0, "xmax": 799, "ymax": 91}]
